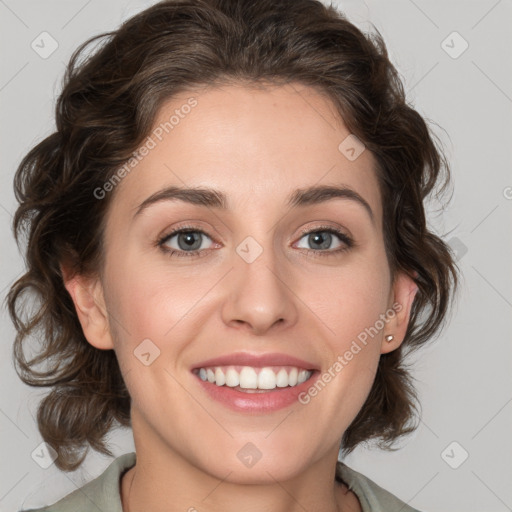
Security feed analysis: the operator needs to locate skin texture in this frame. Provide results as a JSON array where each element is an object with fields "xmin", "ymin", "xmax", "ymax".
[{"xmin": 64, "ymin": 82, "xmax": 417, "ymax": 512}]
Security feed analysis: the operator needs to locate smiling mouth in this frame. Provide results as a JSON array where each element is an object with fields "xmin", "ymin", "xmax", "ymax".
[{"xmin": 192, "ymin": 365, "xmax": 314, "ymax": 392}]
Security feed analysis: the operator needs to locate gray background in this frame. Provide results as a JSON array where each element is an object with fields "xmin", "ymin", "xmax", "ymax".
[{"xmin": 1, "ymin": 1, "xmax": 511, "ymax": 511}]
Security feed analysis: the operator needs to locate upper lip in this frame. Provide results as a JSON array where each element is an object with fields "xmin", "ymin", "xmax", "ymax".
[{"xmin": 191, "ymin": 352, "xmax": 319, "ymax": 371}]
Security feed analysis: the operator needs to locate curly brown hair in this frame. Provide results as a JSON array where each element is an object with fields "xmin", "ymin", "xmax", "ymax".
[{"xmin": 7, "ymin": 0, "xmax": 459, "ymax": 471}]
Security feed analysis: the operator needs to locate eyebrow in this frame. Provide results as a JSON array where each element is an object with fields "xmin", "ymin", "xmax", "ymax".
[{"xmin": 133, "ymin": 184, "xmax": 374, "ymax": 224}]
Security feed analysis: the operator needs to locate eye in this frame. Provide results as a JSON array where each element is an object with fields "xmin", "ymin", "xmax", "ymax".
[
  {"xmin": 295, "ymin": 226, "xmax": 353, "ymax": 255},
  {"xmin": 157, "ymin": 227, "xmax": 214, "ymax": 257},
  {"xmin": 156, "ymin": 224, "xmax": 354, "ymax": 259}
]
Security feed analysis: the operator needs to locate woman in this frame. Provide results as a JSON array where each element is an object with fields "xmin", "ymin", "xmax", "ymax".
[{"xmin": 8, "ymin": 0, "xmax": 459, "ymax": 510}]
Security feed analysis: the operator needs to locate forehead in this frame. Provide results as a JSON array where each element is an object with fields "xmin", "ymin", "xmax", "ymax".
[{"xmin": 111, "ymin": 82, "xmax": 382, "ymax": 224}]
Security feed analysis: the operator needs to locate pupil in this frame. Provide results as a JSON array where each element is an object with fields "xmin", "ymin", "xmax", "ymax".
[
  {"xmin": 310, "ymin": 232, "xmax": 331, "ymax": 250},
  {"xmin": 179, "ymin": 232, "xmax": 201, "ymax": 250}
]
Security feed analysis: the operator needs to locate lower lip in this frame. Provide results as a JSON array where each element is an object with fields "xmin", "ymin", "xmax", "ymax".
[{"xmin": 193, "ymin": 371, "xmax": 319, "ymax": 413}]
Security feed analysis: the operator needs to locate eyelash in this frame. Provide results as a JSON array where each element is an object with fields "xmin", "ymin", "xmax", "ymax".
[{"xmin": 156, "ymin": 224, "xmax": 354, "ymax": 259}]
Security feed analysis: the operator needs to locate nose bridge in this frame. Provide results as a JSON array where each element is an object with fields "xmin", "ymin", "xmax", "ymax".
[{"xmin": 220, "ymin": 232, "xmax": 298, "ymax": 334}]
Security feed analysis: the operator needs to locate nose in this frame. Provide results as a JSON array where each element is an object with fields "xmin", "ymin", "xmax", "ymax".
[{"xmin": 220, "ymin": 247, "xmax": 299, "ymax": 336}]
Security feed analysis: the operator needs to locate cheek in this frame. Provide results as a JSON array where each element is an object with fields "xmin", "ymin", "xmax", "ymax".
[
  {"xmin": 104, "ymin": 253, "xmax": 194, "ymax": 337},
  {"xmin": 299, "ymin": 254, "xmax": 389, "ymax": 401},
  {"xmin": 302, "ymin": 256, "xmax": 390, "ymax": 344}
]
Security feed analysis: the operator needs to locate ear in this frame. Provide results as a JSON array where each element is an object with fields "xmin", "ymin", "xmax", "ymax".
[
  {"xmin": 380, "ymin": 271, "xmax": 418, "ymax": 355},
  {"xmin": 61, "ymin": 265, "xmax": 114, "ymax": 350}
]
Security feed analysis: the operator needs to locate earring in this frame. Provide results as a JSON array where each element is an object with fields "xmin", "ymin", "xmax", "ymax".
[{"xmin": 385, "ymin": 334, "xmax": 394, "ymax": 343}]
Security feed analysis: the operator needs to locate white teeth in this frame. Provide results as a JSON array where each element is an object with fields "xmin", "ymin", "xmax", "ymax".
[
  {"xmin": 297, "ymin": 369, "xmax": 309, "ymax": 384},
  {"xmin": 196, "ymin": 365, "xmax": 312, "ymax": 390},
  {"xmin": 276, "ymin": 368, "xmax": 288, "ymax": 387},
  {"xmin": 288, "ymin": 367, "xmax": 298, "ymax": 386},
  {"xmin": 258, "ymin": 367, "xmax": 277, "ymax": 389},
  {"xmin": 239, "ymin": 367, "xmax": 258, "ymax": 389},
  {"xmin": 225, "ymin": 367, "xmax": 240, "ymax": 387},
  {"xmin": 214, "ymin": 367, "xmax": 225, "ymax": 386}
]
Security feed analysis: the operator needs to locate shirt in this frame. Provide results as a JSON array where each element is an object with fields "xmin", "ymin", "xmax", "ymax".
[{"xmin": 21, "ymin": 452, "xmax": 421, "ymax": 512}]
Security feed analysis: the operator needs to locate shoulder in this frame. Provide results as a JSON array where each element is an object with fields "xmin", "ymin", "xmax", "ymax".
[
  {"xmin": 336, "ymin": 461, "xmax": 423, "ymax": 512},
  {"xmin": 20, "ymin": 452, "xmax": 136, "ymax": 512}
]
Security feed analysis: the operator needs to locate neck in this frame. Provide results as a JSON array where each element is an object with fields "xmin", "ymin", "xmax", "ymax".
[
  {"xmin": 121, "ymin": 449, "xmax": 356, "ymax": 512},
  {"xmin": 120, "ymin": 410, "xmax": 356, "ymax": 512}
]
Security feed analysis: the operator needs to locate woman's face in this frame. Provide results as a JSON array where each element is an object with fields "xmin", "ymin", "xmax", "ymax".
[{"xmin": 72, "ymin": 82, "xmax": 416, "ymax": 483}]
